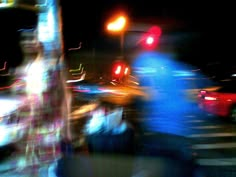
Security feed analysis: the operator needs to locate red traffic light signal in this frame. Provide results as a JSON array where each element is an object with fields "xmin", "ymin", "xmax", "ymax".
[
  {"xmin": 145, "ymin": 36, "xmax": 154, "ymax": 45},
  {"xmin": 114, "ymin": 64, "xmax": 122, "ymax": 75},
  {"xmin": 141, "ymin": 25, "xmax": 162, "ymax": 50},
  {"xmin": 111, "ymin": 60, "xmax": 130, "ymax": 81}
]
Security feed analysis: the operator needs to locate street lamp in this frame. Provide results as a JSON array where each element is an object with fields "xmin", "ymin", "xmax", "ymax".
[
  {"xmin": 106, "ymin": 14, "xmax": 128, "ymax": 58},
  {"xmin": 107, "ymin": 16, "xmax": 127, "ymax": 32}
]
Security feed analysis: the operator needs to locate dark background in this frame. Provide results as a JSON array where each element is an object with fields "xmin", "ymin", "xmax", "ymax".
[
  {"xmin": 0, "ymin": 8, "xmax": 38, "ymax": 68},
  {"xmin": 60, "ymin": 1, "xmax": 234, "ymax": 69},
  {"xmin": 0, "ymin": 1, "xmax": 234, "ymax": 73}
]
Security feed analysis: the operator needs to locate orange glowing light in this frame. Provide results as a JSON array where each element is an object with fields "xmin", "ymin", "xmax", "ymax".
[{"xmin": 106, "ymin": 15, "xmax": 127, "ymax": 32}]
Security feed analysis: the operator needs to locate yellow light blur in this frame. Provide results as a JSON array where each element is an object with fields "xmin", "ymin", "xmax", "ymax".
[{"xmin": 107, "ymin": 16, "xmax": 127, "ymax": 32}]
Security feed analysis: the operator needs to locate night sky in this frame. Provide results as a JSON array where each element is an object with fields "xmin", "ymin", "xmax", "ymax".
[
  {"xmin": 60, "ymin": 1, "xmax": 234, "ymax": 68},
  {"xmin": 0, "ymin": 8, "xmax": 38, "ymax": 68},
  {"xmin": 0, "ymin": 1, "xmax": 234, "ymax": 69}
]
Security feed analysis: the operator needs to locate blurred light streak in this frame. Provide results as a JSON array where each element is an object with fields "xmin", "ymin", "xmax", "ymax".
[
  {"xmin": 98, "ymin": 88, "xmax": 128, "ymax": 96},
  {"xmin": 173, "ymin": 70, "xmax": 195, "ymax": 77},
  {"xmin": 66, "ymin": 73, "xmax": 85, "ymax": 83},
  {"xmin": 0, "ymin": 99, "xmax": 21, "ymax": 116},
  {"xmin": 134, "ymin": 67, "xmax": 157, "ymax": 74},
  {"xmin": 0, "ymin": 1, "xmax": 14, "ymax": 8},
  {"xmin": 38, "ymin": 6, "xmax": 55, "ymax": 42},
  {"xmin": 192, "ymin": 142, "xmax": 236, "ymax": 149},
  {"xmin": 0, "ymin": 79, "xmax": 23, "ymax": 90},
  {"xmin": 71, "ymin": 67, "xmax": 84, "ymax": 75},
  {"xmin": 68, "ymin": 42, "xmax": 82, "ymax": 51},
  {"xmin": 0, "ymin": 61, "xmax": 7, "ymax": 71},
  {"xmin": 69, "ymin": 63, "xmax": 82, "ymax": 72},
  {"xmin": 69, "ymin": 103, "xmax": 99, "ymax": 120}
]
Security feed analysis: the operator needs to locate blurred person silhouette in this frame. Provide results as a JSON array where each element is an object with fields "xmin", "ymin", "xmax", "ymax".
[
  {"xmin": 21, "ymin": 42, "xmax": 71, "ymax": 166},
  {"xmin": 130, "ymin": 51, "xmax": 202, "ymax": 177}
]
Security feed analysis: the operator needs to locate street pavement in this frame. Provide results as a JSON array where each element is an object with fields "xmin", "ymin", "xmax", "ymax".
[
  {"xmin": 1, "ymin": 104, "xmax": 236, "ymax": 176},
  {"xmin": 187, "ymin": 113, "xmax": 236, "ymax": 177},
  {"xmin": 187, "ymin": 113, "xmax": 236, "ymax": 165},
  {"xmin": 126, "ymin": 105, "xmax": 236, "ymax": 177}
]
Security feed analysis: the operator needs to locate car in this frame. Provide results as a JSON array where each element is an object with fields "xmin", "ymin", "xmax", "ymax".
[{"xmin": 198, "ymin": 80, "xmax": 236, "ymax": 122}]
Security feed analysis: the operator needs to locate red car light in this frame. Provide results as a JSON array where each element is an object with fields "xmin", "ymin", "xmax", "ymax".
[{"xmin": 204, "ymin": 96, "xmax": 217, "ymax": 101}]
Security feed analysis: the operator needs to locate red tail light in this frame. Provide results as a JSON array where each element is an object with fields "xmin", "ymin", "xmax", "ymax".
[
  {"xmin": 198, "ymin": 90, "xmax": 217, "ymax": 101},
  {"xmin": 204, "ymin": 96, "xmax": 217, "ymax": 101}
]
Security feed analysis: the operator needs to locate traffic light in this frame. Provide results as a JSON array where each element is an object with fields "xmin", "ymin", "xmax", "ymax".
[
  {"xmin": 124, "ymin": 67, "xmax": 129, "ymax": 75},
  {"xmin": 114, "ymin": 64, "xmax": 122, "ymax": 75},
  {"xmin": 111, "ymin": 60, "xmax": 130, "ymax": 81},
  {"xmin": 145, "ymin": 36, "xmax": 155, "ymax": 45},
  {"xmin": 141, "ymin": 25, "xmax": 162, "ymax": 50}
]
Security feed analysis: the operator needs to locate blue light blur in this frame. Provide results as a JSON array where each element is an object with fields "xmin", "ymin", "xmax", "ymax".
[{"xmin": 131, "ymin": 51, "xmax": 207, "ymax": 136}]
